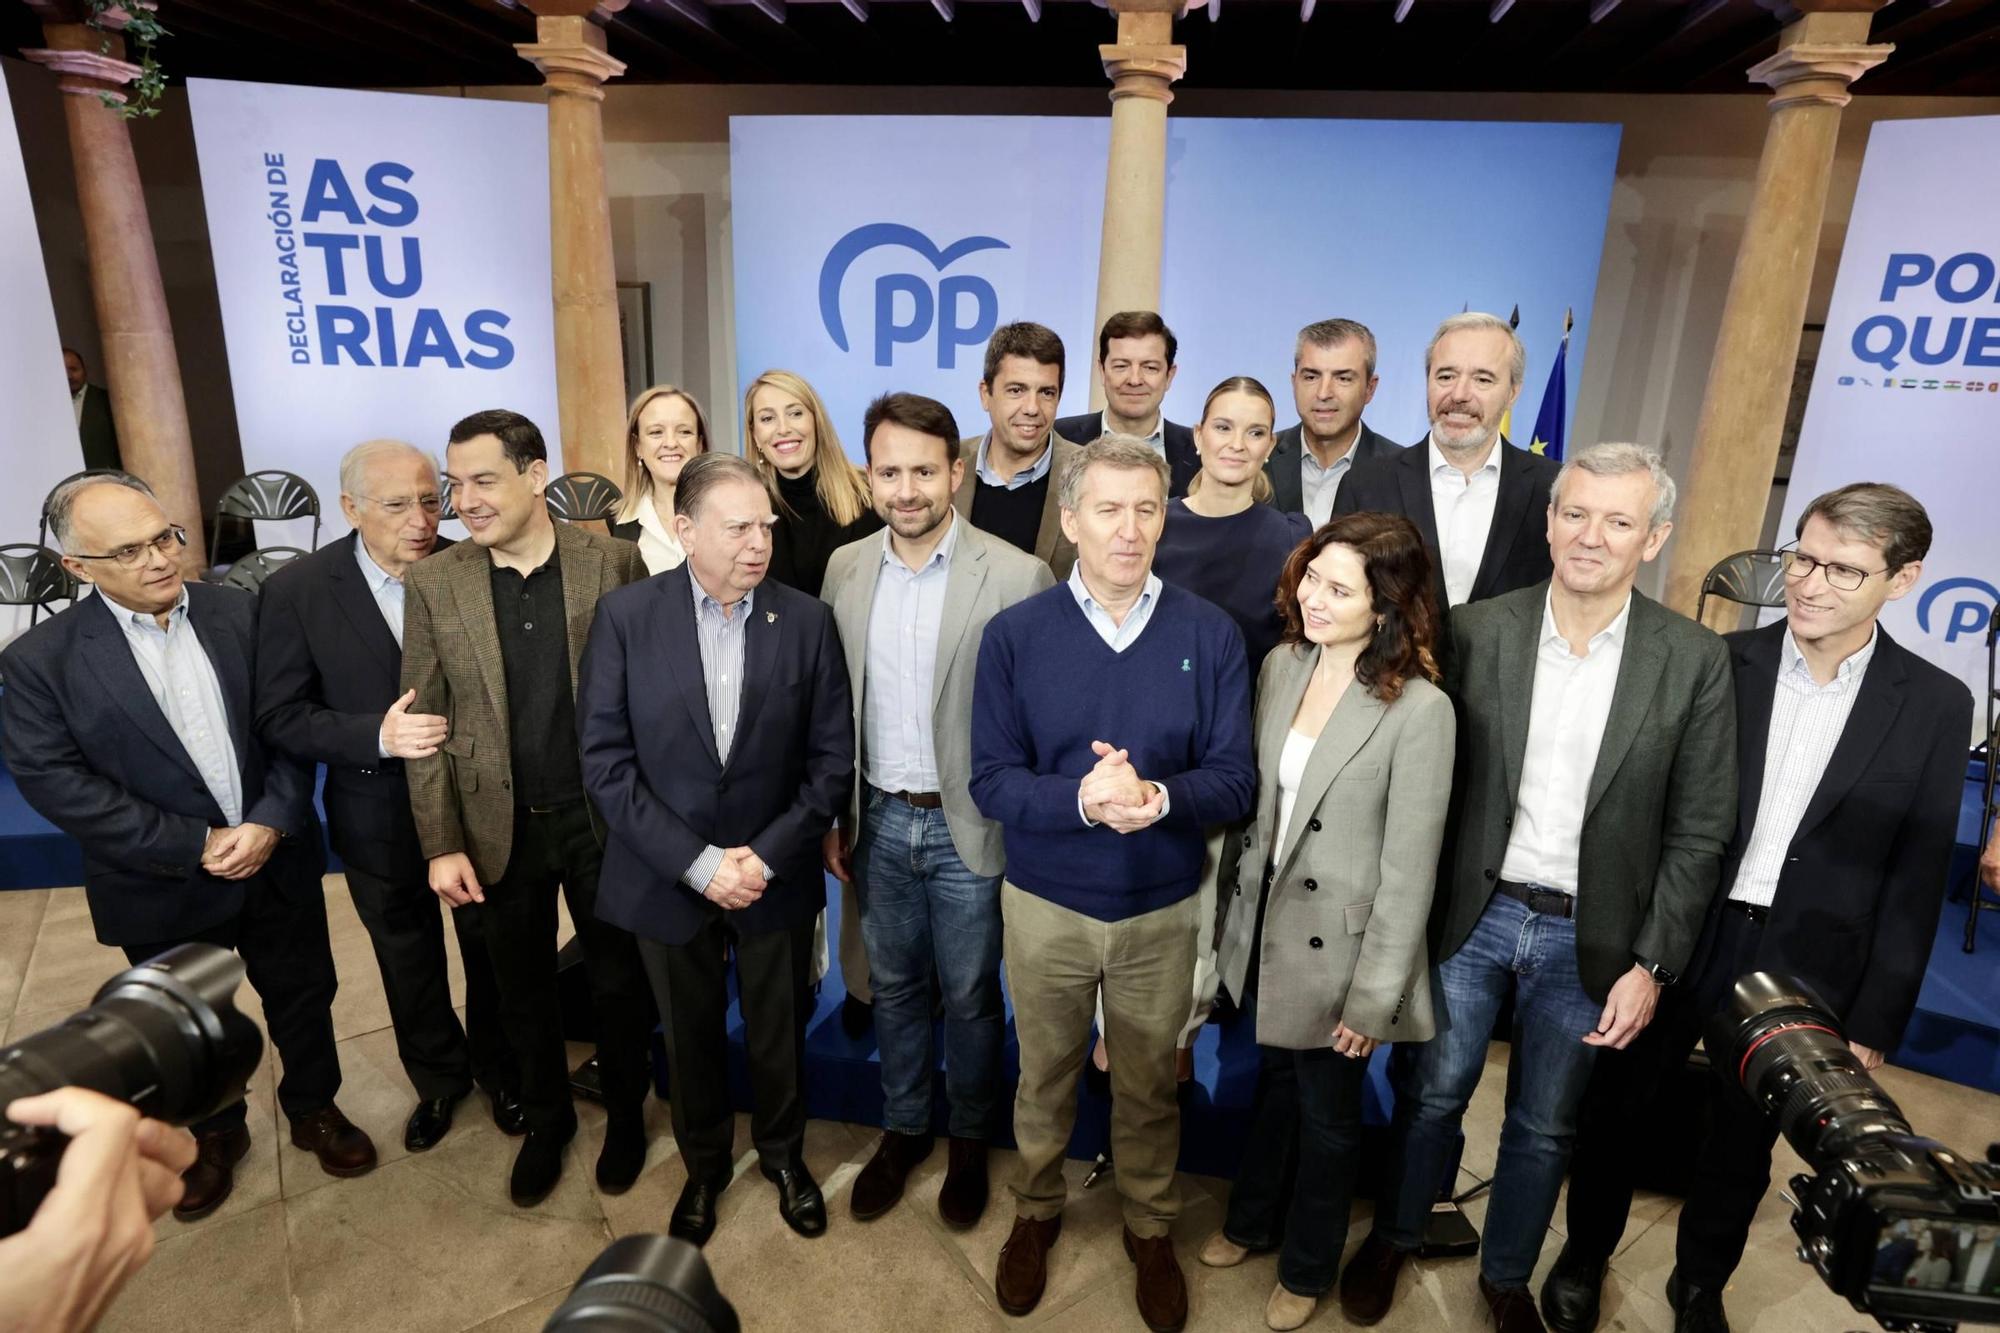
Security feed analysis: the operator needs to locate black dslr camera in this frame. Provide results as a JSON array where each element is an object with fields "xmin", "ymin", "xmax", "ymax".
[
  {"xmin": 0, "ymin": 944, "xmax": 263, "ymax": 1237},
  {"xmin": 1708, "ymin": 972, "xmax": 2000, "ymax": 1333},
  {"xmin": 542, "ymin": 1234, "xmax": 739, "ymax": 1333}
]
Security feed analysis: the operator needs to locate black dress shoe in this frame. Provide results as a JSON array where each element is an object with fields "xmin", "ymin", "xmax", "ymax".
[
  {"xmin": 404, "ymin": 1094, "xmax": 463, "ymax": 1153},
  {"xmin": 509, "ymin": 1123, "xmax": 575, "ymax": 1207},
  {"xmin": 484, "ymin": 1085, "xmax": 528, "ymax": 1137},
  {"xmin": 839, "ymin": 993, "xmax": 874, "ymax": 1038},
  {"xmin": 1539, "ymin": 1243, "xmax": 1607, "ymax": 1333},
  {"xmin": 669, "ymin": 1171, "xmax": 730, "ymax": 1246},
  {"xmin": 764, "ymin": 1163, "xmax": 827, "ymax": 1237},
  {"xmin": 1665, "ymin": 1270, "xmax": 1731, "ymax": 1333},
  {"xmin": 595, "ymin": 1112, "xmax": 647, "ymax": 1194}
]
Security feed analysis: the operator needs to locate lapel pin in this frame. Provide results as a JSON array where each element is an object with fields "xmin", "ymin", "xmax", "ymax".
[{"xmin": 766, "ymin": 611, "xmax": 777, "ymax": 624}]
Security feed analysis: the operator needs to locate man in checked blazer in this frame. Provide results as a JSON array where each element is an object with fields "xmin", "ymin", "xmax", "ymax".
[
  {"xmin": 822, "ymin": 393, "xmax": 1055, "ymax": 1231},
  {"xmin": 402, "ymin": 409, "xmax": 655, "ymax": 1210},
  {"xmin": 1344, "ymin": 443, "xmax": 1737, "ymax": 1333}
]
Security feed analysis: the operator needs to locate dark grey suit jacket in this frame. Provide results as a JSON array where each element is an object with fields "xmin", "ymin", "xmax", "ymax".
[
  {"xmin": 1436, "ymin": 583, "xmax": 1737, "ymax": 1003},
  {"xmin": 1262, "ymin": 422, "xmax": 1400, "ymax": 517}
]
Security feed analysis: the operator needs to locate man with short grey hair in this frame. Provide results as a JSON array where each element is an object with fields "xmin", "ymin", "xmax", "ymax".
[
  {"xmin": 1333, "ymin": 311, "xmax": 1560, "ymax": 612},
  {"xmin": 972, "ymin": 437, "xmax": 1255, "ymax": 1332},
  {"xmin": 1344, "ymin": 441, "xmax": 1736, "ymax": 1333},
  {"xmin": 1265, "ymin": 318, "xmax": 1400, "ymax": 524},
  {"xmin": 256, "ymin": 440, "xmax": 523, "ymax": 1155}
]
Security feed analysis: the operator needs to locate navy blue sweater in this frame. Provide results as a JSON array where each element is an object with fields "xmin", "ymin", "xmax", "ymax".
[
  {"xmin": 1154, "ymin": 499, "xmax": 1312, "ymax": 675},
  {"xmin": 969, "ymin": 581, "xmax": 1255, "ymax": 921}
]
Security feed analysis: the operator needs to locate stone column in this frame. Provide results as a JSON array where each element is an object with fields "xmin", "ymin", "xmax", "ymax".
[
  {"xmin": 24, "ymin": 13, "xmax": 203, "ymax": 574},
  {"xmin": 1663, "ymin": 1, "xmax": 1891, "ymax": 620},
  {"xmin": 1088, "ymin": 0, "xmax": 1186, "ymax": 412},
  {"xmin": 517, "ymin": 2, "xmax": 628, "ymax": 481}
]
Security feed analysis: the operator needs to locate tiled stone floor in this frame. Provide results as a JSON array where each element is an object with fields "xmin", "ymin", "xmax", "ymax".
[{"xmin": 4, "ymin": 878, "xmax": 1991, "ymax": 1332}]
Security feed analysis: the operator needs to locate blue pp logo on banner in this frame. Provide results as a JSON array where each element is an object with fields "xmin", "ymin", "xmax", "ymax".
[
  {"xmin": 1915, "ymin": 576, "xmax": 2000, "ymax": 644},
  {"xmin": 817, "ymin": 223, "xmax": 1010, "ymax": 369}
]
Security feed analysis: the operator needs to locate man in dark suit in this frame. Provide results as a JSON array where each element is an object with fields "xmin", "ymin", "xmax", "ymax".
[
  {"xmin": 402, "ymin": 409, "xmax": 656, "ymax": 1208},
  {"xmin": 0, "ymin": 473, "xmax": 374, "ymax": 1222},
  {"xmin": 256, "ymin": 439, "xmax": 522, "ymax": 1155},
  {"xmin": 1342, "ymin": 444, "xmax": 1737, "ymax": 1333},
  {"xmin": 1332, "ymin": 312, "xmax": 1560, "ymax": 613},
  {"xmin": 1264, "ymin": 318, "xmax": 1400, "ymax": 525},
  {"xmin": 64, "ymin": 347, "xmax": 119, "ymax": 472},
  {"xmin": 953, "ymin": 321, "xmax": 1083, "ymax": 579},
  {"xmin": 577, "ymin": 452, "xmax": 854, "ymax": 1246},
  {"xmin": 1054, "ymin": 310, "xmax": 1198, "ymax": 497},
  {"xmin": 1547, "ymin": 483, "xmax": 1973, "ymax": 1333}
]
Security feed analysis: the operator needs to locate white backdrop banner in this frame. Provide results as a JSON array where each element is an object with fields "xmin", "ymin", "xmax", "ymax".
[
  {"xmin": 1781, "ymin": 115, "xmax": 2000, "ymax": 721},
  {"xmin": 0, "ymin": 61, "xmax": 92, "ymax": 645},
  {"xmin": 189, "ymin": 79, "xmax": 558, "ymax": 543}
]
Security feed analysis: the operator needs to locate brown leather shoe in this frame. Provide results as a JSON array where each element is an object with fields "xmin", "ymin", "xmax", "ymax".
[
  {"xmin": 937, "ymin": 1136, "xmax": 988, "ymax": 1230},
  {"xmin": 289, "ymin": 1105, "xmax": 378, "ymax": 1178},
  {"xmin": 995, "ymin": 1214, "xmax": 1062, "ymax": 1316},
  {"xmin": 174, "ymin": 1124, "xmax": 251, "ymax": 1222},
  {"xmin": 850, "ymin": 1130, "xmax": 933, "ymax": 1221},
  {"xmin": 1339, "ymin": 1231, "xmax": 1410, "ymax": 1326},
  {"xmin": 1480, "ymin": 1275, "xmax": 1549, "ymax": 1333},
  {"xmin": 1123, "ymin": 1227, "xmax": 1189, "ymax": 1333}
]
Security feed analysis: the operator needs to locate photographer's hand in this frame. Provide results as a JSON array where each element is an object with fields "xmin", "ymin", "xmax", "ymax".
[
  {"xmin": 0, "ymin": 1088, "xmax": 196, "ymax": 1333},
  {"xmin": 1847, "ymin": 1040, "xmax": 1885, "ymax": 1073}
]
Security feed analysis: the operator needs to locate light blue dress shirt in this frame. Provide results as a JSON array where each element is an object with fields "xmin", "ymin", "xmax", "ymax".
[
  {"xmin": 1093, "ymin": 410, "xmax": 1166, "ymax": 461},
  {"xmin": 353, "ymin": 537, "xmax": 406, "ymax": 648},
  {"xmin": 1064, "ymin": 563, "xmax": 1169, "ymax": 825},
  {"xmin": 862, "ymin": 516, "xmax": 958, "ymax": 794},
  {"xmin": 116, "ymin": 588, "xmax": 244, "ymax": 827},
  {"xmin": 974, "ymin": 431, "xmax": 1057, "ymax": 490},
  {"xmin": 682, "ymin": 576, "xmax": 764, "ymax": 895}
]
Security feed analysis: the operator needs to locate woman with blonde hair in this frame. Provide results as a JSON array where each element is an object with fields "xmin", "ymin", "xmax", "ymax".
[
  {"xmin": 743, "ymin": 369, "xmax": 879, "ymax": 596},
  {"xmin": 610, "ymin": 384, "xmax": 710, "ymax": 575}
]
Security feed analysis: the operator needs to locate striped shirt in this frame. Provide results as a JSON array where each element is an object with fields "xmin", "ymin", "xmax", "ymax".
[
  {"xmin": 1728, "ymin": 627, "xmax": 1877, "ymax": 908},
  {"xmin": 116, "ymin": 588, "xmax": 244, "ymax": 826}
]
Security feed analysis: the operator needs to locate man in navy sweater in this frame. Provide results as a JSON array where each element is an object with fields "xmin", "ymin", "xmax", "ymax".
[{"xmin": 972, "ymin": 437, "xmax": 1255, "ymax": 1333}]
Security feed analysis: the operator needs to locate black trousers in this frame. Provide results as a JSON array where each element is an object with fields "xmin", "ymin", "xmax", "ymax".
[
  {"xmin": 462, "ymin": 800, "xmax": 653, "ymax": 1133},
  {"xmin": 638, "ymin": 910, "xmax": 817, "ymax": 1183},
  {"xmin": 343, "ymin": 859, "xmax": 515, "ymax": 1103},
  {"xmin": 1565, "ymin": 905, "xmax": 1782, "ymax": 1287},
  {"xmin": 122, "ymin": 847, "xmax": 341, "ymax": 1139}
]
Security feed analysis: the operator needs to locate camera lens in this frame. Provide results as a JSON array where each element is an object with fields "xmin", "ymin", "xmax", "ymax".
[
  {"xmin": 1705, "ymin": 972, "xmax": 1911, "ymax": 1168},
  {"xmin": 543, "ymin": 1235, "xmax": 739, "ymax": 1333}
]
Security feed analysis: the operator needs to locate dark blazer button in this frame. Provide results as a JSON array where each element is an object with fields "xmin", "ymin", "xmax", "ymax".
[
  {"xmin": 1304, "ymin": 878, "xmax": 1318, "ymax": 892},
  {"xmin": 1309, "ymin": 818, "xmax": 1322, "ymax": 833},
  {"xmin": 501, "ymin": 779, "xmax": 511, "ymax": 791},
  {"xmin": 1483, "ymin": 868, "xmax": 1495, "ymax": 881},
  {"xmin": 1242, "ymin": 833, "xmax": 1253, "ymax": 849},
  {"xmin": 1309, "ymin": 936, "xmax": 1324, "ymax": 949}
]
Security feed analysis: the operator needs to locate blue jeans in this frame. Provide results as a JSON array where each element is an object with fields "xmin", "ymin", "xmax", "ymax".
[
  {"xmin": 1378, "ymin": 892, "xmax": 1604, "ymax": 1288},
  {"xmin": 853, "ymin": 785, "xmax": 1005, "ymax": 1138}
]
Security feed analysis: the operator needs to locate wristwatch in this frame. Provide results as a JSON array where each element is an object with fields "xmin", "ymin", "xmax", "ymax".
[{"xmin": 1634, "ymin": 955, "xmax": 1677, "ymax": 986}]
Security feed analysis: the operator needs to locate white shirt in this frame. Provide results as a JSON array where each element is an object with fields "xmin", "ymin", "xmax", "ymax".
[
  {"xmin": 1271, "ymin": 728, "xmax": 1316, "ymax": 864},
  {"xmin": 1427, "ymin": 434, "xmax": 1502, "ymax": 606},
  {"xmin": 116, "ymin": 588, "xmax": 245, "ymax": 827},
  {"xmin": 1500, "ymin": 590, "xmax": 1633, "ymax": 894},
  {"xmin": 1728, "ymin": 627, "xmax": 1877, "ymax": 908},
  {"xmin": 627, "ymin": 494, "xmax": 687, "ymax": 576},
  {"xmin": 72, "ymin": 384, "xmax": 86, "ymax": 427},
  {"xmin": 1299, "ymin": 426, "xmax": 1364, "ymax": 529},
  {"xmin": 352, "ymin": 537, "xmax": 406, "ymax": 648}
]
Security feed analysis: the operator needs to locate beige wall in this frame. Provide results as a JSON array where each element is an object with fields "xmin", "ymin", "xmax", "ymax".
[{"xmin": 8, "ymin": 57, "xmax": 1995, "ymax": 586}]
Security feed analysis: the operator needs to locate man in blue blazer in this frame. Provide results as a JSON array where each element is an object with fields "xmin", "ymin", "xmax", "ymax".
[
  {"xmin": 578, "ymin": 452, "xmax": 854, "ymax": 1247},
  {"xmin": 1054, "ymin": 310, "xmax": 1199, "ymax": 497},
  {"xmin": 0, "ymin": 473, "xmax": 373, "ymax": 1222}
]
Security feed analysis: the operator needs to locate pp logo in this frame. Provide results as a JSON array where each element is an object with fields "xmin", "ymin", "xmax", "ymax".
[
  {"xmin": 1915, "ymin": 576, "xmax": 2000, "ymax": 644},
  {"xmin": 818, "ymin": 223, "xmax": 1009, "ymax": 369}
]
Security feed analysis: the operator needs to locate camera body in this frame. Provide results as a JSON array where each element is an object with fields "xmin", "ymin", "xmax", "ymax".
[
  {"xmin": 0, "ymin": 944, "xmax": 262, "ymax": 1236},
  {"xmin": 1709, "ymin": 972, "xmax": 2000, "ymax": 1332}
]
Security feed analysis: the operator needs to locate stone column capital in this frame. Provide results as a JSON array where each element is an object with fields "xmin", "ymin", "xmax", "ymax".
[
  {"xmin": 21, "ymin": 43, "xmax": 141, "ymax": 102},
  {"xmin": 517, "ymin": 14, "xmax": 627, "ymax": 101},
  {"xmin": 1100, "ymin": 44, "xmax": 1187, "ymax": 103},
  {"xmin": 1748, "ymin": 39, "xmax": 1892, "ymax": 109}
]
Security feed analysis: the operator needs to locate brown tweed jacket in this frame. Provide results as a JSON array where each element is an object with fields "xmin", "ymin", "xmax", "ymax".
[{"xmin": 401, "ymin": 520, "xmax": 645, "ymax": 883}]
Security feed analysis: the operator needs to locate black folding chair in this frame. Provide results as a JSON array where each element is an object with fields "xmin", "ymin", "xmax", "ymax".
[
  {"xmin": 544, "ymin": 472, "xmax": 623, "ymax": 526},
  {"xmin": 218, "ymin": 545, "xmax": 308, "ymax": 595},
  {"xmin": 211, "ymin": 470, "xmax": 321, "ymax": 572},
  {"xmin": 1695, "ymin": 549, "xmax": 1787, "ymax": 629},
  {"xmin": 0, "ymin": 543, "xmax": 80, "ymax": 628}
]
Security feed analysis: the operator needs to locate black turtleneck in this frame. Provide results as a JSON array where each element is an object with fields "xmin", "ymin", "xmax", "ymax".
[{"xmin": 767, "ymin": 465, "xmax": 884, "ymax": 598}]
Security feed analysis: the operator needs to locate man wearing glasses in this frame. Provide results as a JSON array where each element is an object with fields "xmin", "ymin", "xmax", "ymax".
[
  {"xmin": 255, "ymin": 441, "xmax": 523, "ymax": 1156},
  {"xmin": 1547, "ymin": 482, "xmax": 1973, "ymax": 1333},
  {"xmin": 0, "ymin": 472, "xmax": 372, "ymax": 1221}
]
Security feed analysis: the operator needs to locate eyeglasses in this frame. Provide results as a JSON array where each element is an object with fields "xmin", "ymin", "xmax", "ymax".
[
  {"xmin": 1778, "ymin": 544, "xmax": 1888, "ymax": 592},
  {"xmin": 69, "ymin": 525, "xmax": 188, "ymax": 568},
  {"xmin": 357, "ymin": 494, "xmax": 444, "ymax": 517}
]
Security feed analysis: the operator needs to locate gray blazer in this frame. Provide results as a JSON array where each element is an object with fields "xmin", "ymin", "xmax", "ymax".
[
  {"xmin": 951, "ymin": 434, "xmax": 1083, "ymax": 579},
  {"xmin": 821, "ymin": 518, "xmax": 1055, "ymax": 877},
  {"xmin": 1216, "ymin": 644, "xmax": 1457, "ymax": 1049},
  {"xmin": 1262, "ymin": 422, "xmax": 1400, "ymax": 517},
  {"xmin": 1436, "ymin": 583, "xmax": 1737, "ymax": 1003}
]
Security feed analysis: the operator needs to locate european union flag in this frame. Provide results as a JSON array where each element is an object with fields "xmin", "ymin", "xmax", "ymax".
[{"xmin": 1529, "ymin": 308, "xmax": 1572, "ymax": 462}]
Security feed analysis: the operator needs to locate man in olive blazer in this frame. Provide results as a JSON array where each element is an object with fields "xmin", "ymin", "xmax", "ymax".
[
  {"xmin": 1215, "ymin": 646, "xmax": 1456, "ymax": 1050},
  {"xmin": 951, "ymin": 433, "xmax": 1083, "ymax": 579}
]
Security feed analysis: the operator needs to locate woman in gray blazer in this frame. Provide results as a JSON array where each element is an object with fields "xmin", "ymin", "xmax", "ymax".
[{"xmin": 1200, "ymin": 511, "xmax": 1457, "ymax": 1331}]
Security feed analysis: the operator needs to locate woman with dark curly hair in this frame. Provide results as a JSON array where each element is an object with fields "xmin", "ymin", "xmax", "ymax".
[{"xmin": 1199, "ymin": 511, "xmax": 1458, "ymax": 1331}]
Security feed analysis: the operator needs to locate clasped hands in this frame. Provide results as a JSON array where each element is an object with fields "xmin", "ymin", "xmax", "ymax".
[
  {"xmin": 200, "ymin": 822, "xmax": 279, "ymax": 880},
  {"xmin": 705, "ymin": 847, "xmax": 768, "ymax": 911},
  {"xmin": 1081, "ymin": 740, "xmax": 1165, "ymax": 835}
]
